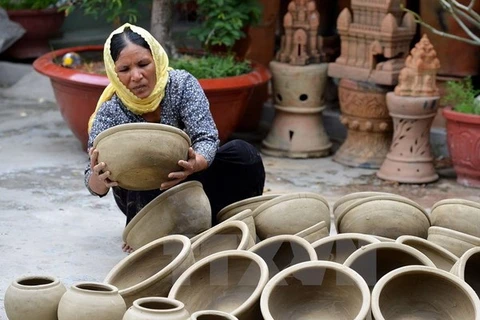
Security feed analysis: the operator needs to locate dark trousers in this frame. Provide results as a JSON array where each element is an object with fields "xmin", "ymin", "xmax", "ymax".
[{"xmin": 112, "ymin": 139, "xmax": 266, "ymax": 226}]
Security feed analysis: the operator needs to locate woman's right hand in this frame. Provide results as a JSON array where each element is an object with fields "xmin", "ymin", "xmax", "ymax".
[{"xmin": 88, "ymin": 148, "xmax": 118, "ymax": 194}]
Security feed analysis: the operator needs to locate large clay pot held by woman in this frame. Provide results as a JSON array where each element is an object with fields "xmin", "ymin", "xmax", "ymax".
[
  {"xmin": 105, "ymin": 235, "xmax": 195, "ymax": 307},
  {"xmin": 371, "ymin": 266, "xmax": 480, "ymax": 320},
  {"xmin": 168, "ymin": 250, "xmax": 269, "ymax": 320},
  {"xmin": 450, "ymin": 247, "xmax": 480, "ymax": 297},
  {"xmin": 260, "ymin": 261, "xmax": 371, "ymax": 320},
  {"xmin": 123, "ymin": 181, "xmax": 211, "ymax": 250},
  {"xmin": 123, "ymin": 297, "xmax": 190, "ymax": 320},
  {"xmin": 430, "ymin": 198, "xmax": 480, "ymax": 238},
  {"xmin": 57, "ymin": 282, "xmax": 126, "ymax": 320},
  {"xmin": 4, "ymin": 275, "xmax": 66, "ymax": 320}
]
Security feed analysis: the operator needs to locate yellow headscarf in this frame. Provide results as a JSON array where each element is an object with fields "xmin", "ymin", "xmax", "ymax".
[{"xmin": 88, "ymin": 23, "xmax": 170, "ymax": 133}]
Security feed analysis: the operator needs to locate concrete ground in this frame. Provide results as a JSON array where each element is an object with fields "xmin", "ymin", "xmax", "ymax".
[{"xmin": 1, "ymin": 62, "xmax": 480, "ymax": 319}]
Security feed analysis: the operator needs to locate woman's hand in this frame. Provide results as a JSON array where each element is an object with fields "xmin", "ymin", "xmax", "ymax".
[
  {"xmin": 88, "ymin": 148, "xmax": 118, "ymax": 195},
  {"xmin": 160, "ymin": 147, "xmax": 207, "ymax": 190}
]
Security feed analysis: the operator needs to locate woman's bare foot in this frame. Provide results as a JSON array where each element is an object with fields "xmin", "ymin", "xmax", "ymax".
[{"xmin": 122, "ymin": 242, "xmax": 134, "ymax": 253}]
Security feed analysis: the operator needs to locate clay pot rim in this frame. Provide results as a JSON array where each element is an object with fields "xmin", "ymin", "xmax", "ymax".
[
  {"xmin": 168, "ymin": 250, "xmax": 269, "ymax": 317},
  {"xmin": 428, "ymin": 226, "xmax": 480, "ymax": 246},
  {"xmin": 251, "ymin": 192, "xmax": 329, "ymax": 219},
  {"xmin": 371, "ymin": 265, "xmax": 480, "ymax": 320},
  {"xmin": 216, "ymin": 194, "xmax": 282, "ymax": 222},
  {"xmin": 310, "ymin": 232, "xmax": 380, "ymax": 250},
  {"xmin": 190, "ymin": 309, "xmax": 238, "ymax": 319},
  {"xmin": 372, "ymin": 235, "xmax": 395, "ymax": 242},
  {"xmin": 294, "ymin": 220, "xmax": 328, "ymax": 239},
  {"xmin": 248, "ymin": 234, "xmax": 318, "ymax": 261},
  {"xmin": 71, "ymin": 282, "xmax": 119, "ymax": 295},
  {"xmin": 452, "ymin": 247, "xmax": 480, "ymax": 279},
  {"xmin": 12, "ymin": 275, "xmax": 60, "ymax": 290},
  {"xmin": 104, "ymin": 234, "xmax": 192, "ymax": 295},
  {"xmin": 122, "ymin": 181, "xmax": 202, "ymax": 243},
  {"xmin": 336, "ymin": 194, "xmax": 430, "ymax": 230},
  {"xmin": 260, "ymin": 260, "xmax": 371, "ymax": 320},
  {"xmin": 132, "ymin": 297, "xmax": 185, "ymax": 313},
  {"xmin": 343, "ymin": 242, "xmax": 436, "ymax": 269},
  {"xmin": 431, "ymin": 198, "xmax": 480, "ymax": 212},
  {"xmin": 396, "ymin": 235, "xmax": 459, "ymax": 264},
  {"xmin": 332, "ymin": 191, "xmax": 393, "ymax": 215},
  {"xmin": 443, "ymin": 106, "xmax": 480, "ymax": 124}
]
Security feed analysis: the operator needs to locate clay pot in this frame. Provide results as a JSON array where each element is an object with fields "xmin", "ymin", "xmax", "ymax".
[
  {"xmin": 4, "ymin": 275, "xmax": 66, "ymax": 320},
  {"xmin": 189, "ymin": 310, "xmax": 238, "ymax": 320},
  {"xmin": 191, "ymin": 220, "xmax": 255, "ymax": 261},
  {"xmin": 450, "ymin": 247, "xmax": 480, "ymax": 297},
  {"xmin": 332, "ymin": 191, "xmax": 393, "ymax": 221},
  {"xmin": 371, "ymin": 266, "xmax": 480, "ymax": 320},
  {"xmin": 57, "ymin": 282, "xmax": 126, "ymax": 320},
  {"xmin": 219, "ymin": 209, "xmax": 257, "ymax": 243},
  {"xmin": 311, "ymin": 232, "xmax": 380, "ymax": 264},
  {"xmin": 260, "ymin": 261, "xmax": 371, "ymax": 320},
  {"xmin": 427, "ymin": 226, "xmax": 480, "ymax": 257},
  {"xmin": 396, "ymin": 235, "xmax": 458, "ymax": 271},
  {"xmin": 372, "ymin": 235, "xmax": 396, "ymax": 242},
  {"xmin": 430, "ymin": 198, "xmax": 480, "ymax": 238},
  {"xmin": 336, "ymin": 195, "xmax": 431, "ymax": 239},
  {"xmin": 216, "ymin": 194, "xmax": 281, "ymax": 223},
  {"xmin": 123, "ymin": 297, "xmax": 190, "ymax": 320},
  {"xmin": 123, "ymin": 181, "xmax": 211, "ymax": 250},
  {"xmin": 93, "ymin": 123, "xmax": 191, "ymax": 191},
  {"xmin": 252, "ymin": 192, "xmax": 330, "ymax": 240},
  {"xmin": 294, "ymin": 221, "xmax": 329, "ymax": 243},
  {"xmin": 249, "ymin": 235, "xmax": 318, "ymax": 279},
  {"xmin": 104, "ymin": 235, "xmax": 195, "ymax": 307},
  {"xmin": 343, "ymin": 242, "xmax": 435, "ymax": 289},
  {"xmin": 168, "ymin": 250, "xmax": 269, "ymax": 320}
]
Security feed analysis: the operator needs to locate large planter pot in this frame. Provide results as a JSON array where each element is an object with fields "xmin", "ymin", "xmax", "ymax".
[
  {"xmin": 443, "ymin": 106, "xmax": 480, "ymax": 188},
  {"xmin": 5, "ymin": 8, "xmax": 65, "ymax": 59},
  {"xmin": 33, "ymin": 45, "xmax": 271, "ymax": 150}
]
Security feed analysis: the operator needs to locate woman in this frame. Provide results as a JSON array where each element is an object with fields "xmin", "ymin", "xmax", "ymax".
[{"xmin": 85, "ymin": 23, "xmax": 265, "ymax": 252}]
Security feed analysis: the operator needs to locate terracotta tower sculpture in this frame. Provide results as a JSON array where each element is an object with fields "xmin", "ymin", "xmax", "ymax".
[
  {"xmin": 262, "ymin": 0, "xmax": 332, "ymax": 158},
  {"xmin": 327, "ymin": 0, "xmax": 416, "ymax": 168},
  {"xmin": 377, "ymin": 34, "xmax": 441, "ymax": 183}
]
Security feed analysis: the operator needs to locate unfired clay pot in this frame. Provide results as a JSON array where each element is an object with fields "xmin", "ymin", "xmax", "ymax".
[
  {"xmin": 104, "ymin": 235, "xmax": 195, "ymax": 307},
  {"xmin": 57, "ymin": 282, "xmax": 126, "ymax": 320},
  {"xmin": 123, "ymin": 297, "xmax": 190, "ymax": 320},
  {"xmin": 123, "ymin": 181, "xmax": 211, "ymax": 249},
  {"xmin": 189, "ymin": 310, "xmax": 239, "ymax": 320},
  {"xmin": 427, "ymin": 226, "xmax": 480, "ymax": 257},
  {"xmin": 396, "ymin": 235, "xmax": 458, "ymax": 271},
  {"xmin": 311, "ymin": 233, "xmax": 380, "ymax": 264},
  {"xmin": 216, "ymin": 194, "xmax": 281, "ymax": 223},
  {"xmin": 343, "ymin": 242, "xmax": 435, "ymax": 289},
  {"xmin": 371, "ymin": 266, "xmax": 480, "ymax": 320},
  {"xmin": 260, "ymin": 261, "xmax": 371, "ymax": 320},
  {"xmin": 430, "ymin": 198, "xmax": 480, "ymax": 238},
  {"xmin": 332, "ymin": 191, "xmax": 393, "ymax": 221},
  {"xmin": 336, "ymin": 195, "xmax": 431, "ymax": 239},
  {"xmin": 93, "ymin": 123, "xmax": 191, "ymax": 191},
  {"xmin": 294, "ymin": 221, "xmax": 329, "ymax": 243},
  {"xmin": 168, "ymin": 250, "xmax": 269, "ymax": 320},
  {"xmin": 191, "ymin": 220, "xmax": 255, "ymax": 261},
  {"xmin": 450, "ymin": 247, "xmax": 480, "ymax": 297},
  {"xmin": 252, "ymin": 192, "xmax": 330, "ymax": 240},
  {"xmin": 248, "ymin": 234, "xmax": 318, "ymax": 279},
  {"xmin": 219, "ymin": 209, "xmax": 257, "ymax": 243},
  {"xmin": 4, "ymin": 275, "xmax": 66, "ymax": 320}
]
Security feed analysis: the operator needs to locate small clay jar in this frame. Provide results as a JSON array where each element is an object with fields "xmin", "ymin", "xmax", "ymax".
[
  {"xmin": 123, "ymin": 297, "xmax": 190, "ymax": 320},
  {"xmin": 4, "ymin": 275, "xmax": 66, "ymax": 320},
  {"xmin": 57, "ymin": 282, "xmax": 126, "ymax": 320}
]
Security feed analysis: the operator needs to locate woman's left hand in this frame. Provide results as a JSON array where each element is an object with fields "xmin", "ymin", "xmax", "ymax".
[{"xmin": 160, "ymin": 147, "xmax": 207, "ymax": 190}]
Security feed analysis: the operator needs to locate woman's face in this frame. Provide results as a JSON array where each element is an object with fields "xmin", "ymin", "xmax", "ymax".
[{"xmin": 114, "ymin": 41, "xmax": 156, "ymax": 99}]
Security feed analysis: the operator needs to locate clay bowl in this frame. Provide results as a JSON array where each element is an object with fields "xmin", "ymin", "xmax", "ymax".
[
  {"xmin": 260, "ymin": 261, "xmax": 371, "ymax": 320},
  {"xmin": 252, "ymin": 192, "xmax": 330, "ymax": 240},
  {"xmin": 168, "ymin": 250, "xmax": 269, "ymax": 320},
  {"xmin": 294, "ymin": 221, "xmax": 329, "ymax": 243},
  {"xmin": 191, "ymin": 220, "xmax": 255, "ymax": 261},
  {"xmin": 220, "ymin": 209, "xmax": 257, "ymax": 243},
  {"xmin": 216, "ymin": 194, "xmax": 282, "ymax": 223},
  {"xmin": 372, "ymin": 266, "xmax": 480, "ymax": 320},
  {"xmin": 343, "ymin": 242, "xmax": 435, "ymax": 290},
  {"xmin": 123, "ymin": 181, "xmax": 211, "ymax": 250},
  {"xmin": 336, "ymin": 195, "xmax": 431, "ymax": 239},
  {"xmin": 430, "ymin": 198, "xmax": 480, "ymax": 238},
  {"xmin": 427, "ymin": 226, "xmax": 480, "ymax": 257},
  {"xmin": 450, "ymin": 247, "xmax": 480, "ymax": 297},
  {"xmin": 311, "ymin": 233, "xmax": 380, "ymax": 264},
  {"xmin": 396, "ymin": 235, "xmax": 458, "ymax": 271},
  {"xmin": 104, "ymin": 235, "xmax": 195, "ymax": 307},
  {"xmin": 249, "ymin": 234, "xmax": 318, "ymax": 279},
  {"xmin": 332, "ymin": 191, "xmax": 394, "ymax": 222},
  {"xmin": 189, "ymin": 310, "xmax": 239, "ymax": 320},
  {"xmin": 93, "ymin": 123, "xmax": 191, "ymax": 190}
]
